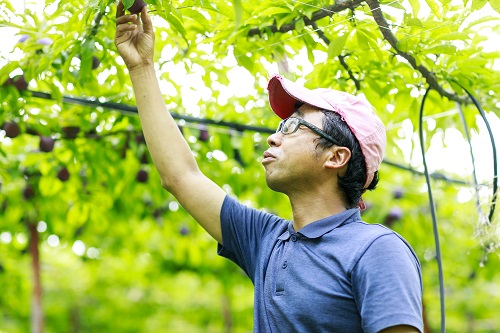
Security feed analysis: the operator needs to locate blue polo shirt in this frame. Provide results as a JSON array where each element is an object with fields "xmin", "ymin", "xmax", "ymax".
[{"xmin": 218, "ymin": 195, "xmax": 423, "ymax": 333}]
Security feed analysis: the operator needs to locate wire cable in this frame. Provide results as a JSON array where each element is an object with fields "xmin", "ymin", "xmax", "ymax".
[
  {"xmin": 418, "ymin": 87, "xmax": 446, "ymax": 333},
  {"xmin": 450, "ymin": 82, "xmax": 498, "ymax": 222},
  {"xmin": 26, "ymin": 89, "xmax": 481, "ymax": 187},
  {"xmin": 456, "ymin": 102, "xmax": 488, "ymax": 224},
  {"xmin": 29, "ymin": 90, "xmax": 275, "ymax": 134}
]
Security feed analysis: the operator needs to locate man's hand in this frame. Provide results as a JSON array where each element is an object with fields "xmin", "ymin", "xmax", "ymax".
[{"xmin": 115, "ymin": 1, "xmax": 154, "ymax": 72}]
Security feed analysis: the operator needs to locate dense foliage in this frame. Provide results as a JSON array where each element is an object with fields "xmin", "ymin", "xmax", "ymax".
[{"xmin": 1, "ymin": 0, "xmax": 499, "ymax": 331}]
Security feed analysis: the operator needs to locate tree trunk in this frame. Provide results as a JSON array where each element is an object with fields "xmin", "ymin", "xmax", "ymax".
[
  {"xmin": 28, "ymin": 222, "xmax": 43, "ymax": 333},
  {"xmin": 222, "ymin": 294, "xmax": 232, "ymax": 333},
  {"xmin": 422, "ymin": 299, "xmax": 432, "ymax": 333}
]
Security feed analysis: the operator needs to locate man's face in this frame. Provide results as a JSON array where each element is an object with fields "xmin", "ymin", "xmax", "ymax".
[{"xmin": 262, "ymin": 104, "xmax": 328, "ymax": 194}]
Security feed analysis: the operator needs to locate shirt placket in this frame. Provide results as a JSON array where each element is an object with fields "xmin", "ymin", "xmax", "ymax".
[{"xmin": 275, "ymin": 233, "xmax": 298, "ymax": 295}]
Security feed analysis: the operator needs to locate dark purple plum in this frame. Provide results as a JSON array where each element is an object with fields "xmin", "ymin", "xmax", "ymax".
[
  {"xmin": 136, "ymin": 169, "xmax": 149, "ymax": 183},
  {"xmin": 23, "ymin": 185, "xmax": 35, "ymax": 200},
  {"xmin": 198, "ymin": 125, "xmax": 209, "ymax": 142},
  {"xmin": 179, "ymin": 226, "xmax": 190, "ymax": 236},
  {"xmin": 128, "ymin": 0, "xmax": 147, "ymax": 14},
  {"xmin": 393, "ymin": 188, "xmax": 404, "ymax": 199},
  {"xmin": 92, "ymin": 56, "xmax": 100, "ymax": 70},
  {"xmin": 57, "ymin": 167, "xmax": 70, "ymax": 182},
  {"xmin": 39, "ymin": 136, "xmax": 55, "ymax": 152},
  {"xmin": 3, "ymin": 122, "xmax": 20, "ymax": 138},
  {"xmin": 62, "ymin": 126, "xmax": 80, "ymax": 139},
  {"xmin": 384, "ymin": 207, "xmax": 403, "ymax": 227}
]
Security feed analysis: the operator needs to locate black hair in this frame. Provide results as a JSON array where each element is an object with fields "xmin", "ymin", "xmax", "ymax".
[{"xmin": 317, "ymin": 110, "xmax": 379, "ymax": 208}]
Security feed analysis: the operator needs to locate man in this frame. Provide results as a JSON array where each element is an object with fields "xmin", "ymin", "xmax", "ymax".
[{"xmin": 115, "ymin": 3, "xmax": 423, "ymax": 332}]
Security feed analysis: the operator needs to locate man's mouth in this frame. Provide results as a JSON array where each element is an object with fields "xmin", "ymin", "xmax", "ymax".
[{"xmin": 262, "ymin": 150, "xmax": 276, "ymax": 164}]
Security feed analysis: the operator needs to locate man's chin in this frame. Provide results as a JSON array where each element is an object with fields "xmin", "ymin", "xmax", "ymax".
[{"xmin": 265, "ymin": 178, "xmax": 287, "ymax": 194}]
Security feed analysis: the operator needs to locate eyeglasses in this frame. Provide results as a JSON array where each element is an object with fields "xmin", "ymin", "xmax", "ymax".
[{"xmin": 276, "ymin": 117, "xmax": 341, "ymax": 146}]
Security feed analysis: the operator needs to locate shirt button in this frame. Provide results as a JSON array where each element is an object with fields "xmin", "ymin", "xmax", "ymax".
[
  {"xmin": 291, "ymin": 235, "xmax": 297, "ymax": 242},
  {"xmin": 282, "ymin": 261, "xmax": 288, "ymax": 269}
]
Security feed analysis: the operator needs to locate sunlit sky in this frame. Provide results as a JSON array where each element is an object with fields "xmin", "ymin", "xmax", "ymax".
[{"xmin": 1, "ymin": 0, "xmax": 499, "ymax": 189}]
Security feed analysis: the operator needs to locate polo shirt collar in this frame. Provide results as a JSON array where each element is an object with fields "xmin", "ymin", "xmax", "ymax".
[{"xmin": 278, "ymin": 208, "xmax": 360, "ymax": 240}]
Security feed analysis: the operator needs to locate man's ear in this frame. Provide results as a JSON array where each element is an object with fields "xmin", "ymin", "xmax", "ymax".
[{"xmin": 324, "ymin": 146, "xmax": 351, "ymax": 170}]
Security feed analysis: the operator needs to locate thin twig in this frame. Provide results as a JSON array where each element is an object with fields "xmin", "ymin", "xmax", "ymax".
[{"xmin": 308, "ymin": 20, "xmax": 362, "ymax": 90}]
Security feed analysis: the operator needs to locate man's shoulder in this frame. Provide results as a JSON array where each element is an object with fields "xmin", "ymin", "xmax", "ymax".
[
  {"xmin": 335, "ymin": 217, "xmax": 418, "ymax": 262},
  {"xmin": 221, "ymin": 194, "xmax": 289, "ymax": 234},
  {"xmin": 338, "ymin": 217, "xmax": 394, "ymax": 240}
]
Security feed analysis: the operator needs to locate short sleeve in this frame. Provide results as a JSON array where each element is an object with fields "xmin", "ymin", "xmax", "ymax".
[
  {"xmin": 217, "ymin": 195, "xmax": 285, "ymax": 283},
  {"xmin": 352, "ymin": 233, "xmax": 423, "ymax": 333}
]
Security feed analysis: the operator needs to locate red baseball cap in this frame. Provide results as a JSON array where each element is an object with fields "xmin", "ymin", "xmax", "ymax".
[{"xmin": 267, "ymin": 74, "xmax": 386, "ymax": 188}]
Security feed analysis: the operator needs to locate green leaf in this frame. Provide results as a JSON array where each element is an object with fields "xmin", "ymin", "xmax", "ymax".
[
  {"xmin": 50, "ymin": 83, "xmax": 63, "ymax": 104},
  {"xmin": 234, "ymin": 53, "xmax": 254, "ymax": 73},
  {"xmin": 385, "ymin": 1, "xmax": 406, "ymax": 10},
  {"xmin": 356, "ymin": 29, "xmax": 369, "ymax": 50},
  {"xmin": 465, "ymin": 15, "xmax": 500, "ymax": 29},
  {"xmin": 424, "ymin": 0, "xmax": 442, "ymax": 17},
  {"xmin": 295, "ymin": 17, "xmax": 305, "ymax": 32},
  {"xmin": 232, "ymin": 0, "xmax": 242, "ymax": 30},
  {"xmin": 259, "ymin": 7, "xmax": 290, "ymax": 16},
  {"xmin": 67, "ymin": 202, "xmax": 90, "ymax": 227},
  {"xmin": 240, "ymin": 135, "xmax": 255, "ymax": 165},
  {"xmin": 301, "ymin": 5, "xmax": 316, "ymax": 20},
  {"xmin": 357, "ymin": 29, "xmax": 384, "ymax": 61},
  {"xmin": 166, "ymin": 11, "xmax": 188, "ymax": 44},
  {"xmin": 39, "ymin": 176, "xmax": 63, "ymax": 197},
  {"xmin": 79, "ymin": 39, "xmax": 95, "ymax": 82},
  {"xmin": 0, "ymin": 61, "xmax": 20, "ymax": 83},
  {"xmin": 407, "ymin": 18, "xmax": 424, "ymax": 27},
  {"xmin": 328, "ymin": 34, "xmax": 349, "ymax": 58},
  {"xmin": 182, "ymin": 8, "xmax": 210, "ymax": 30},
  {"xmin": 471, "ymin": 0, "xmax": 488, "ymax": 10},
  {"xmin": 122, "ymin": 0, "xmax": 134, "ymax": 10},
  {"xmin": 490, "ymin": 0, "xmax": 500, "ymax": 12},
  {"xmin": 276, "ymin": 16, "xmax": 291, "ymax": 30},
  {"xmin": 434, "ymin": 32, "xmax": 469, "ymax": 41},
  {"xmin": 423, "ymin": 44, "xmax": 457, "ymax": 55},
  {"xmin": 408, "ymin": 0, "xmax": 421, "ymax": 16}
]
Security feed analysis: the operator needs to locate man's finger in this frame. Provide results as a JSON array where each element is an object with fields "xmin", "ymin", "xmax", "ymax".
[
  {"xmin": 116, "ymin": 14, "xmax": 137, "ymax": 26},
  {"xmin": 116, "ymin": 23, "xmax": 137, "ymax": 35},
  {"xmin": 116, "ymin": 0, "xmax": 125, "ymax": 19},
  {"xmin": 140, "ymin": 6, "xmax": 153, "ymax": 35}
]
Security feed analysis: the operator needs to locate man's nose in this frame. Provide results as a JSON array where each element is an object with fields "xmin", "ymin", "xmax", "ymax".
[{"xmin": 266, "ymin": 132, "xmax": 282, "ymax": 147}]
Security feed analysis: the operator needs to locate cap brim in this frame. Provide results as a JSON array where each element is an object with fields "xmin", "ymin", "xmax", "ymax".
[{"xmin": 268, "ymin": 75, "xmax": 333, "ymax": 119}]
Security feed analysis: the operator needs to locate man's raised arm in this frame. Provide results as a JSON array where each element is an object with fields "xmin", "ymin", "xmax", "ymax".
[{"xmin": 114, "ymin": 2, "xmax": 226, "ymax": 243}]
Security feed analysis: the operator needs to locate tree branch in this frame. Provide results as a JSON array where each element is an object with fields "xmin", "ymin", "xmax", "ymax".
[
  {"xmin": 247, "ymin": 0, "xmax": 365, "ymax": 37},
  {"xmin": 364, "ymin": 0, "xmax": 469, "ymax": 104},
  {"xmin": 246, "ymin": 0, "xmax": 470, "ymax": 104},
  {"xmin": 89, "ymin": 11, "xmax": 105, "ymax": 39},
  {"xmin": 338, "ymin": 55, "xmax": 361, "ymax": 90}
]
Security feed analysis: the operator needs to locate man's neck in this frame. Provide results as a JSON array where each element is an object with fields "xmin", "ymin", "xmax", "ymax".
[{"xmin": 288, "ymin": 191, "xmax": 348, "ymax": 231}]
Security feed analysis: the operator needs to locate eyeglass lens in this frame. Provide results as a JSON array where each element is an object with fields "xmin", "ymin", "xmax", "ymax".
[{"xmin": 278, "ymin": 118, "xmax": 299, "ymax": 134}]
